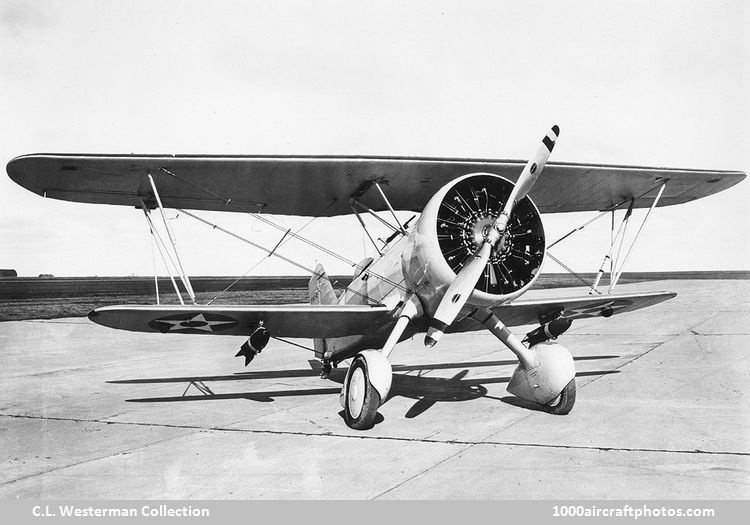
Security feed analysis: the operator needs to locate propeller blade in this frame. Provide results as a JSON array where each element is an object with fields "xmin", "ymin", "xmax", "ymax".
[
  {"xmin": 492, "ymin": 125, "xmax": 559, "ymax": 236},
  {"xmin": 425, "ymin": 242, "xmax": 492, "ymax": 346},
  {"xmin": 510, "ymin": 125, "xmax": 559, "ymax": 205},
  {"xmin": 424, "ymin": 125, "xmax": 560, "ymax": 347}
]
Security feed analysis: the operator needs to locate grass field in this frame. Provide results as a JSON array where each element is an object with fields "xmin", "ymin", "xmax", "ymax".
[{"xmin": 1, "ymin": 271, "xmax": 748, "ymax": 322}]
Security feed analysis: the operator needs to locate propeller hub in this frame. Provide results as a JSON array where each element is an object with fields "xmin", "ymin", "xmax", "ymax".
[{"xmin": 471, "ymin": 215, "xmax": 497, "ymax": 245}]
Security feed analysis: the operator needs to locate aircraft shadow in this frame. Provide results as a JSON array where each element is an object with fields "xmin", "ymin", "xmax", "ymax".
[
  {"xmin": 114, "ymin": 355, "xmax": 620, "ymax": 417},
  {"xmin": 108, "ymin": 354, "xmax": 619, "ymax": 385},
  {"xmin": 391, "ymin": 369, "xmax": 620, "ymax": 418}
]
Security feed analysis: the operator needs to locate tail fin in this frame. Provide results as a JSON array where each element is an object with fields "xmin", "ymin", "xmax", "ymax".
[
  {"xmin": 309, "ymin": 263, "xmax": 338, "ymax": 305},
  {"xmin": 309, "ymin": 264, "xmax": 337, "ymax": 360}
]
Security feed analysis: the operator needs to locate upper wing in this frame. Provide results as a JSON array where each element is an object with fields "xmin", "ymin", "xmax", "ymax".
[
  {"xmin": 88, "ymin": 303, "xmax": 392, "ymax": 338},
  {"xmin": 7, "ymin": 154, "xmax": 744, "ymax": 216}
]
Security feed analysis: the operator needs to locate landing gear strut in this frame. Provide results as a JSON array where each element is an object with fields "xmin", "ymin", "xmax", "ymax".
[
  {"xmin": 320, "ymin": 361, "xmax": 333, "ymax": 379},
  {"xmin": 338, "ymin": 298, "xmax": 419, "ymax": 429}
]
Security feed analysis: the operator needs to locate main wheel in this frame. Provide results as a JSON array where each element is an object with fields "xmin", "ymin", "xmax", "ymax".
[
  {"xmin": 344, "ymin": 355, "xmax": 381, "ymax": 430},
  {"xmin": 545, "ymin": 378, "xmax": 576, "ymax": 415}
]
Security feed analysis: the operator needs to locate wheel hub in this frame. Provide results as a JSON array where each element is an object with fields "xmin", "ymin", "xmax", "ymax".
[{"xmin": 347, "ymin": 367, "xmax": 365, "ymax": 419}]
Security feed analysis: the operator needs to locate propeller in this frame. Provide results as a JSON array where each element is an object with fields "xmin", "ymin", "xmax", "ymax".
[{"xmin": 424, "ymin": 125, "xmax": 559, "ymax": 347}]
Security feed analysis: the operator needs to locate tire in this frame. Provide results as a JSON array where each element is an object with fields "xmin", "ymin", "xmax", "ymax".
[
  {"xmin": 545, "ymin": 378, "xmax": 576, "ymax": 415},
  {"xmin": 344, "ymin": 355, "xmax": 381, "ymax": 430}
]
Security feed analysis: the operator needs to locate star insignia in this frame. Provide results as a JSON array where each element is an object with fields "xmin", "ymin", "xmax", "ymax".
[
  {"xmin": 149, "ymin": 313, "xmax": 239, "ymax": 333},
  {"xmin": 563, "ymin": 299, "xmax": 632, "ymax": 319}
]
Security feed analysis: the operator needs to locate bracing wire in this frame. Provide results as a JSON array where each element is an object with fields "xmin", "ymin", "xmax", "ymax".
[
  {"xmin": 207, "ymin": 212, "xmax": 324, "ymax": 305},
  {"xmin": 545, "ymin": 251, "xmax": 599, "ymax": 293},
  {"xmin": 158, "ymin": 168, "xmax": 410, "ymax": 294},
  {"xmin": 543, "ymin": 180, "xmax": 668, "ymax": 293},
  {"xmin": 176, "ymin": 208, "xmax": 385, "ymax": 307},
  {"xmin": 161, "ymin": 168, "xmax": 361, "ymax": 266},
  {"xmin": 271, "ymin": 336, "xmax": 315, "ymax": 352},
  {"xmin": 547, "ymin": 179, "xmax": 667, "ymax": 249}
]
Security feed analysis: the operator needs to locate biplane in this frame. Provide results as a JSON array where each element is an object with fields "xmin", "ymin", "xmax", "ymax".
[{"xmin": 7, "ymin": 127, "xmax": 745, "ymax": 429}]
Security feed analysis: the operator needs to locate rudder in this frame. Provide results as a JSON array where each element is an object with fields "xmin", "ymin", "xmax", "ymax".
[
  {"xmin": 308, "ymin": 263, "xmax": 337, "ymax": 305},
  {"xmin": 309, "ymin": 263, "xmax": 337, "ymax": 360}
]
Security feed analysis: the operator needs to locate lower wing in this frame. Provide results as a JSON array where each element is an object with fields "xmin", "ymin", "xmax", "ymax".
[
  {"xmin": 492, "ymin": 289, "xmax": 676, "ymax": 326},
  {"xmin": 88, "ymin": 304, "xmax": 392, "ymax": 338},
  {"xmin": 445, "ymin": 289, "xmax": 676, "ymax": 334},
  {"xmin": 89, "ymin": 290, "xmax": 675, "ymax": 339}
]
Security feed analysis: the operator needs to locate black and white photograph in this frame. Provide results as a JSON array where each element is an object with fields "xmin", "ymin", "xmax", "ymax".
[{"xmin": 0, "ymin": 0, "xmax": 747, "ymax": 510}]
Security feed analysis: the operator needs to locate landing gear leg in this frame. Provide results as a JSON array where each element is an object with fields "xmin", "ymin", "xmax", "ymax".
[
  {"xmin": 472, "ymin": 308, "xmax": 576, "ymax": 414},
  {"xmin": 339, "ymin": 297, "xmax": 420, "ymax": 429},
  {"xmin": 320, "ymin": 361, "xmax": 333, "ymax": 379}
]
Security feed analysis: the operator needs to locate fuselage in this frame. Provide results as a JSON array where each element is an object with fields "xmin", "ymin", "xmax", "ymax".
[{"xmin": 326, "ymin": 228, "xmax": 415, "ymax": 361}]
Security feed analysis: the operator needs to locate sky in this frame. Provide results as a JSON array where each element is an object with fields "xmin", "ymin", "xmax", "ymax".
[{"xmin": 0, "ymin": 0, "xmax": 747, "ymax": 277}]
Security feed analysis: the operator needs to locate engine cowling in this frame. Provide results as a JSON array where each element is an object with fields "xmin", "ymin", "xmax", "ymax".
[{"xmin": 402, "ymin": 172, "xmax": 545, "ymax": 313}]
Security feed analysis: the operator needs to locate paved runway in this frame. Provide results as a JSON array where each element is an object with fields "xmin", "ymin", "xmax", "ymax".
[{"xmin": 1, "ymin": 279, "xmax": 748, "ymax": 499}]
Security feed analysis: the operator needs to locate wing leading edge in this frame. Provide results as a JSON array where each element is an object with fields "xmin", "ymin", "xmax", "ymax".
[{"xmin": 8, "ymin": 154, "xmax": 745, "ymax": 216}]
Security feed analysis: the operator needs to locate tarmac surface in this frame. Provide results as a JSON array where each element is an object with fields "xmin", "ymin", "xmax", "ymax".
[{"xmin": 0, "ymin": 279, "xmax": 748, "ymax": 499}]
